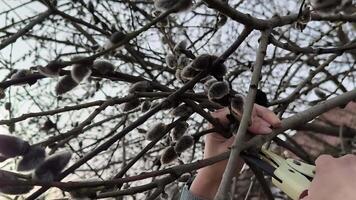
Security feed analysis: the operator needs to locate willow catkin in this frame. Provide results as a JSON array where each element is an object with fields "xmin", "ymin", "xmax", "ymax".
[
  {"xmin": 165, "ymin": 53, "xmax": 177, "ymax": 69},
  {"xmin": 71, "ymin": 64, "xmax": 92, "ymax": 83},
  {"xmin": 0, "ymin": 171, "xmax": 33, "ymax": 195},
  {"xmin": 174, "ymin": 135, "xmax": 194, "ymax": 153},
  {"xmin": 0, "ymin": 134, "xmax": 30, "ymax": 158},
  {"xmin": 32, "ymin": 151, "xmax": 72, "ymax": 182},
  {"xmin": 55, "ymin": 75, "xmax": 79, "ymax": 95},
  {"xmin": 310, "ymin": 0, "xmax": 352, "ymax": 13},
  {"xmin": 171, "ymin": 121, "xmax": 188, "ymax": 141},
  {"xmin": 17, "ymin": 146, "xmax": 46, "ymax": 171},
  {"xmin": 122, "ymin": 98, "xmax": 141, "ymax": 112},
  {"xmin": 128, "ymin": 81, "xmax": 153, "ymax": 93},
  {"xmin": 37, "ymin": 60, "xmax": 63, "ymax": 77},
  {"xmin": 171, "ymin": 104, "xmax": 193, "ymax": 117},
  {"xmin": 92, "ymin": 60, "xmax": 115, "ymax": 74},
  {"xmin": 180, "ymin": 65, "xmax": 199, "ymax": 80},
  {"xmin": 174, "ymin": 40, "xmax": 188, "ymax": 53},
  {"xmin": 104, "ymin": 31, "xmax": 126, "ymax": 50},
  {"xmin": 154, "ymin": 0, "xmax": 192, "ymax": 13},
  {"xmin": 160, "ymin": 146, "xmax": 178, "ymax": 164},
  {"xmin": 146, "ymin": 122, "xmax": 166, "ymax": 141},
  {"xmin": 208, "ymin": 81, "xmax": 229, "ymax": 100}
]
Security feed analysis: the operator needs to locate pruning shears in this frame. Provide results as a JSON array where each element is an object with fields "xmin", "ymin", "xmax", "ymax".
[{"xmin": 241, "ymin": 148, "xmax": 315, "ymax": 200}]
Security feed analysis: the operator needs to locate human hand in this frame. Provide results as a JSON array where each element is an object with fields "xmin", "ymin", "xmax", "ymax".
[
  {"xmin": 190, "ymin": 104, "xmax": 281, "ymax": 199},
  {"xmin": 301, "ymin": 154, "xmax": 356, "ymax": 200}
]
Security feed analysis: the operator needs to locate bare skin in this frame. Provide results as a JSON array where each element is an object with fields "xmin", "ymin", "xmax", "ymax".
[
  {"xmin": 190, "ymin": 104, "xmax": 281, "ymax": 200},
  {"xmin": 301, "ymin": 154, "xmax": 356, "ymax": 200},
  {"xmin": 189, "ymin": 105, "xmax": 356, "ymax": 200}
]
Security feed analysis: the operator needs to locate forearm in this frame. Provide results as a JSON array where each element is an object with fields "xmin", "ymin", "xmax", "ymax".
[{"xmin": 190, "ymin": 159, "xmax": 244, "ymax": 200}]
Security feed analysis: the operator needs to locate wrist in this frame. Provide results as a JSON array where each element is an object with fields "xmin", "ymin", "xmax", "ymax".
[{"xmin": 190, "ymin": 171, "xmax": 221, "ymax": 200}]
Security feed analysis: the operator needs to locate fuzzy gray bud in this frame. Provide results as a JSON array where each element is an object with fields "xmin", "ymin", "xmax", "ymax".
[
  {"xmin": 92, "ymin": 60, "xmax": 115, "ymax": 74},
  {"xmin": 177, "ymin": 54, "xmax": 190, "ymax": 69},
  {"xmin": 32, "ymin": 151, "xmax": 72, "ymax": 182},
  {"xmin": 174, "ymin": 135, "xmax": 194, "ymax": 153},
  {"xmin": 104, "ymin": 31, "xmax": 126, "ymax": 50},
  {"xmin": 165, "ymin": 54, "xmax": 177, "ymax": 69},
  {"xmin": 128, "ymin": 81, "xmax": 153, "ymax": 93},
  {"xmin": 190, "ymin": 54, "xmax": 227, "ymax": 78},
  {"xmin": 122, "ymin": 98, "xmax": 141, "ymax": 112},
  {"xmin": 160, "ymin": 146, "xmax": 178, "ymax": 164},
  {"xmin": 180, "ymin": 65, "xmax": 199, "ymax": 81},
  {"xmin": 154, "ymin": 0, "xmax": 192, "ymax": 13},
  {"xmin": 71, "ymin": 64, "xmax": 92, "ymax": 83},
  {"xmin": 17, "ymin": 146, "xmax": 46, "ymax": 171},
  {"xmin": 11, "ymin": 69, "xmax": 31, "ymax": 80},
  {"xmin": 55, "ymin": 75, "xmax": 79, "ymax": 95},
  {"xmin": 203, "ymin": 77, "xmax": 218, "ymax": 93},
  {"xmin": 310, "ymin": 0, "xmax": 352, "ymax": 13},
  {"xmin": 0, "ymin": 171, "xmax": 33, "ymax": 195},
  {"xmin": 174, "ymin": 40, "xmax": 188, "ymax": 53},
  {"xmin": 0, "ymin": 134, "xmax": 30, "ymax": 158},
  {"xmin": 171, "ymin": 121, "xmax": 188, "ymax": 141},
  {"xmin": 146, "ymin": 122, "xmax": 166, "ymax": 141},
  {"xmin": 208, "ymin": 81, "xmax": 229, "ymax": 100},
  {"xmin": 37, "ymin": 60, "xmax": 63, "ymax": 77},
  {"xmin": 171, "ymin": 104, "xmax": 193, "ymax": 117},
  {"xmin": 0, "ymin": 88, "xmax": 5, "ymax": 99}
]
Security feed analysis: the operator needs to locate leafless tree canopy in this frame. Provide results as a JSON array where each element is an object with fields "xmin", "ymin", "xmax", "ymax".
[{"xmin": 0, "ymin": 0, "xmax": 355, "ymax": 199}]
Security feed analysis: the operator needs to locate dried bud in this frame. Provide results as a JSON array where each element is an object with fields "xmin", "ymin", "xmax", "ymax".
[
  {"xmin": 122, "ymin": 98, "xmax": 141, "ymax": 112},
  {"xmin": 40, "ymin": 119, "xmax": 56, "ymax": 132},
  {"xmin": 177, "ymin": 54, "xmax": 190, "ymax": 69},
  {"xmin": 255, "ymin": 89, "xmax": 269, "ymax": 107},
  {"xmin": 0, "ymin": 171, "xmax": 33, "ymax": 195},
  {"xmin": 154, "ymin": 0, "xmax": 192, "ymax": 13},
  {"xmin": 314, "ymin": 88, "xmax": 327, "ymax": 99},
  {"xmin": 190, "ymin": 54, "xmax": 227, "ymax": 78},
  {"xmin": 92, "ymin": 60, "xmax": 115, "ymax": 74},
  {"xmin": 33, "ymin": 151, "xmax": 72, "ymax": 182},
  {"xmin": 208, "ymin": 81, "xmax": 229, "ymax": 100},
  {"xmin": 174, "ymin": 40, "xmax": 188, "ymax": 53},
  {"xmin": 160, "ymin": 146, "xmax": 178, "ymax": 164},
  {"xmin": 37, "ymin": 60, "xmax": 63, "ymax": 77},
  {"xmin": 171, "ymin": 104, "xmax": 193, "ymax": 117},
  {"xmin": 146, "ymin": 122, "xmax": 166, "ymax": 141},
  {"xmin": 0, "ymin": 88, "xmax": 5, "ymax": 99},
  {"xmin": 71, "ymin": 64, "xmax": 92, "ymax": 83},
  {"xmin": 0, "ymin": 134, "xmax": 30, "ymax": 158},
  {"xmin": 180, "ymin": 65, "xmax": 199, "ymax": 81},
  {"xmin": 165, "ymin": 54, "xmax": 177, "ymax": 69},
  {"xmin": 17, "ymin": 146, "xmax": 46, "ymax": 171},
  {"xmin": 4, "ymin": 102, "xmax": 11, "ymax": 110},
  {"xmin": 141, "ymin": 100, "xmax": 151, "ymax": 113},
  {"xmin": 171, "ymin": 121, "xmax": 188, "ymax": 141},
  {"xmin": 128, "ymin": 81, "xmax": 153, "ymax": 93},
  {"xmin": 55, "ymin": 75, "xmax": 79, "ymax": 95},
  {"xmin": 174, "ymin": 135, "xmax": 194, "ymax": 153}
]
